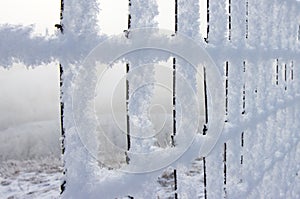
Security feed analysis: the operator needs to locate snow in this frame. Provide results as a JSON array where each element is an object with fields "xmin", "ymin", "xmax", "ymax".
[
  {"xmin": 0, "ymin": 120, "xmax": 60, "ymax": 161},
  {"xmin": 67, "ymin": 19, "xmax": 224, "ymax": 199},
  {"xmin": 125, "ymin": 0, "xmax": 159, "ymax": 157},
  {"xmin": 0, "ymin": 25, "xmax": 57, "ymax": 67},
  {"xmin": 0, "ymin": 0, "xmax": 300, "ymax": 198},
  {"xmin": 0, "ymin": 159, "xmax": 62, "ymax": 199},
  {"xmin": 0, "ymin": 118, "xmax": 62, "ymax": 198},
  {"xmin": 209, "ymin": 0, "xmax": 227, "ymax": 45},
  {"xmin": 0, "ymin": 0, "xmax": 103, "ymax": 68},
  {"xmin": 129, "ymin": 0, "xmax": 158, "ymax": 29},
  {"xmin": 202, "ymin": 0, "xmax": 300, "ymax": 198},
  {"xmin": 0, "ymin": 64, "xmax": 62, "ymax": 198}
]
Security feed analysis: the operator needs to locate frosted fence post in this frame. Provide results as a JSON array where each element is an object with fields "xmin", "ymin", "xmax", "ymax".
[
  {"xmin": 230, "ymin": 0, "xmax": 245, "ymax": 45},
  {"xmin": 204, "ymin": 0, "xmax": 210, "ymax": 43},
  {"xmin": 55, "ymin": 0, "xmax": 66, "ymax": 194},
  {"xmin": 172, "ymin": 1, "xmax": 178, "ymax": 198},
  {"xmin": 175, "ymin": 0, "xmax": 178, "ymax": 34},
  {"xmin": 225, "ymin": 61, "xmax": 229, "ymax": 120},
  {"xmin": 223, "ymin": 143, "xmax": 227, "ymax": 198},
  {"xmin": 291, "ymin": 61, "xmax": 294, "ymax": 81},
  {"xmin": 171, "ymin": 0, "xmax": 178, "ymax": 147},
  {"xmin": 245, "ymin": 0, "xmax": 249, "ymax": 39},
  {"xmin": 240, "ymin": 61, "xmax": 246, "ymax": 182},
  {"xmin": 203, "ymin": 66, "xmax": 208, "ymax": 135},
  {"xmin": 203, "ymin": 59, "xmax": 208, "ymax": 199},
  {"xmin": 171, "ymin": 57, "xmax": 176, "ymax": 147},
  {"xmin": 125, "ymin": 0, "xmax": 131, "ymax": 165},
  {"xmin": 203, "ymin": 156, "xmax": 207, "ymax": 199},
  {"xmin": 242, "ymin": 61, "xmax": 246, "ymax": 115},
  {"xmin": 285, "ymin": 63, "xmax": 287, "ymax": 91},
  {"xmin": 174, "ymin": 169, "xmax": 178, "ymax": 199},
  {"xmin": 240, "ymin": 131, "xmax": 244, "ymax": 182},
  {"xmin": 126, "ymin": 63, "xmax": 130, "ymax": 150},
  {"xmin": 128, "ymin": 0, "xmax": 131, "ymax": 30},
  {"xmin": 228, "ymin": 0, "xmax": 232, "ymax": 41},
  {"xmin": 298, "ymin": 25, "xmax": 300, "ymax": 41},
  {"xmin": 202, "ymin": 44, "xmax": 208, "ymax": 198},
  {"xmin": 276, "ymin": 59, "xmax": 279, "ymax": 85}
]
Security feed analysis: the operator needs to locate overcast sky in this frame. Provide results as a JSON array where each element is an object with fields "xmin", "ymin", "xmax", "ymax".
[
  {"xmin": 0, "ymin": 0, "xmax": 206, "ymax": 35},
  {"xmin": 0, "ymin": 0, "xmax": 165, "ymax": 35}
]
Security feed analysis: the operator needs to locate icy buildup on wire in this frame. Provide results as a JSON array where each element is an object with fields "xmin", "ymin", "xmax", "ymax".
[
  {"xmin": 0, "ymin": 25, "xmax": 57, "ymax": 67},
  {"xmin": 125, "ymin": 0, "xmax": 159, "ymax": 154},
  {"xmin": 61, "ymin": 1, "xmax": 104, "ymax": 198}
]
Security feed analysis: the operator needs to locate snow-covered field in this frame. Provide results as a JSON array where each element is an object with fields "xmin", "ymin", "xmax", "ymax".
[
  {"xmin": 0, "ymin": 65, "xmax": 62, "ymax": 198},
  {"xmin": 0, "ymin": 158, "xmax": 62, "ymax": 199},
  {"xmin": 0, "ymin": 118, "xmax": 62, "ymax": 199},
  {"xmin": 0, "ymin": 120, "xmax": 60, "ymax": 161}
]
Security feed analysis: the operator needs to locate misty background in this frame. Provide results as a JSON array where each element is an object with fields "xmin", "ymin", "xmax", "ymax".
[{"xmin": 0, "ymin": 0, "xmax": 207, "ymax": 160}]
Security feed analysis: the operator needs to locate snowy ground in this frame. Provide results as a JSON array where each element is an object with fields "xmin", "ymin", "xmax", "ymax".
[
  {"xmin": 0, "ymin": 120, "xmax": 62, "ymax": 199},
  {"xmin": 0, "ymin": 158, "xmax": 62, "ymax": 199},
  {"xmin": 0, "ymin": 65, "xmax": 62, "ymax": 198}
]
